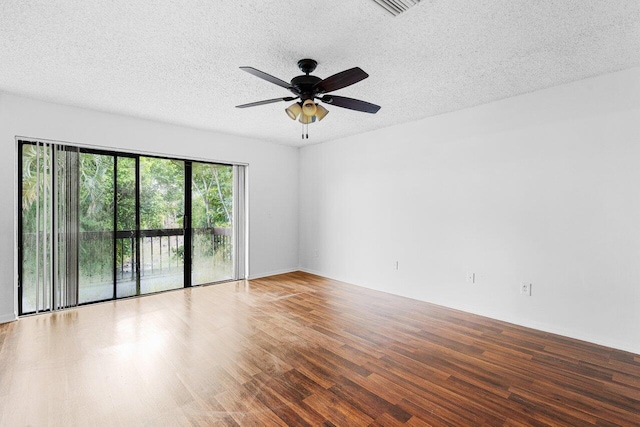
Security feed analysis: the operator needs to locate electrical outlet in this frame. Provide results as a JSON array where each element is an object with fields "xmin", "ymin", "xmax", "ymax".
[
  {"xmin": 520, "ymin": 282, "xmax": 531, "ymax": 296},
  {"xmin": 466, "ymin": 272, "xmax": 475, "ymax": 284}
]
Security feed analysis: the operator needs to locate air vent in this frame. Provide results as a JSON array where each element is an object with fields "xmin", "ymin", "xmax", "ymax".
[{"xmin": 371, "ymin": 0, "xmax": 422, "ymax": 16}]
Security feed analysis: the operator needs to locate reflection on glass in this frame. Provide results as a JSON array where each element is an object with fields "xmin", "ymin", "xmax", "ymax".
[
  {"xmin": 139, "ymin": 157, "xmax": 185, "ymax": 294},
  {"xmin": 191, "ymin": 162, "xmax": 234, "ymax": 285}
]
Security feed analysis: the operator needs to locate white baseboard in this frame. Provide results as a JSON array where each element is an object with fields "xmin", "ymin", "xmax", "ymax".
[
  {"xmin": 248, "ymin": 268, "xmax": 299, "ymax": 280},
  {"xmin": 0, "ymin": 312, "xmax": 17, "ymax": 324}
]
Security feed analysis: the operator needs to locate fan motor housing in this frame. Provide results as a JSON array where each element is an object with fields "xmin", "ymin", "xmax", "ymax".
[{"xmin": 290, "ymin": 75, "xmax": 322, "ymax": 100}]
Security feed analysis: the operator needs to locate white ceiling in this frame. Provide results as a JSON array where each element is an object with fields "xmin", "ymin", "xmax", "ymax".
[{"xmin": 1, "ymin": 1, "xmax": 639, "ymax": 146}]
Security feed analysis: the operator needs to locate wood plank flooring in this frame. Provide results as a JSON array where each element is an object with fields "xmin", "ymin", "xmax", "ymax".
[{"xmin": 1, "ymin": 271, "xmax": 639, "ymax": 426}]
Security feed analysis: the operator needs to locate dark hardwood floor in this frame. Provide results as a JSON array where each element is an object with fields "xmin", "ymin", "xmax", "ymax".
[{"xmin": 1, "ymin": 271, "xmax": 639, "ymax": 426}]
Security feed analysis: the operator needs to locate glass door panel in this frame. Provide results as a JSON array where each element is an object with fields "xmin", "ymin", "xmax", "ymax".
[
  {"xmin": 191, "ymin": 162, "xmax": 234, "ymax": 285},
  {"xmin": 78, "ymin": 152, "xmax": 114, "ymax": 304},
  {"xmin": 116, "ymin": 156, "xmax": 137, "ymax": 298},
  {"xmin": 20, "ymin": 143, "xmax": 50, "ymax": 313},
  {"xmin": 139, "ymin": 157, "xmax": 185, "ymax": 294}
]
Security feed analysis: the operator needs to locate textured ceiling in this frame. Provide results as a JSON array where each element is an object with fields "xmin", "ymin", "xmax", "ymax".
[{"xmin": 1, "ymin": 1, "xmax": 639, "ymax": 146}]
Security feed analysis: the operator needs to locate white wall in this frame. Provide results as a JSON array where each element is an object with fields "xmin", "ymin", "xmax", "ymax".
[
  {"xmin": 0, "ymin": 93, "xmax": 299, "ymax": 322},
  {"xmin": 299, "ymin": 67, "xmax": 640, "ymax": 355}
]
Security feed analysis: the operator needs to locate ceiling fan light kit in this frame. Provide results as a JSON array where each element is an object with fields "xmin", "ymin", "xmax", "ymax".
[
  {"xmin": 301, "ymin": 99, "xmax": 317, "ymax": 117},
  {"xmin": 236, "ymin": 58, "xmax": 380, "ymax": 139},
  {"xmin": 299, "ymin": 114, "xmax": 316, "ymax": 125},
  {"xmin": 314, "ymin": 104, "xmax": 329, "ymax": 121},
  {"xmin": 285, "ymin": 103, "xmax": 301, "ymax": 120}
]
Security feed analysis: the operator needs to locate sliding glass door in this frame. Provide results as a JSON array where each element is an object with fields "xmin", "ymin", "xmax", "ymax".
[
  {"xmin": 191, "ymin": 162, "xmax": 234, "ymax": 285},
  {"xmin": 115, "ymin": 155, "xmax": 138, "ymax": 298},
  {"xmin": 139, "ymin": 156, "xmax": 185, "ymax": 294},
  {"xmin": 18, "ymin": 140, "xmax": 246, "ymax": 315},
  {"xmin": 20, "ymin": 143, "xmax": 54, "ymax": 313},
  {"xmin": 78, "ymin": 152, "xmax": 116, "ymax": 304}
]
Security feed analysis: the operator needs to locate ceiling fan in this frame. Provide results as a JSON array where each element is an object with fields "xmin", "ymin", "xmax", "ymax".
[{"xmin": 236, "ymin": 59, "xmax": 381, "ymax": 139}]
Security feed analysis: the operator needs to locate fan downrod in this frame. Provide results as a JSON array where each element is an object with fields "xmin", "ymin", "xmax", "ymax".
[{"xmin": 297, "ymin": 59, "xmax": 317, "ymax": 75}]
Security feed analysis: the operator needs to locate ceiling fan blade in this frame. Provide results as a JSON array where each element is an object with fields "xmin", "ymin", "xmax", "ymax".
[
  {"xmin": 236, "ymin": 97, "xmax": 297, "ymax": 108},
  {"xmin": 320, "ymin": 95, "xmax": 381, "ymax": 114},
  {"xmin": 314, "ymin": 67, "xmax": 369, "ymax": 93},
  {"xmin": 239, "ymin": 67, "xmax": 292, "ymax": 89}
]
